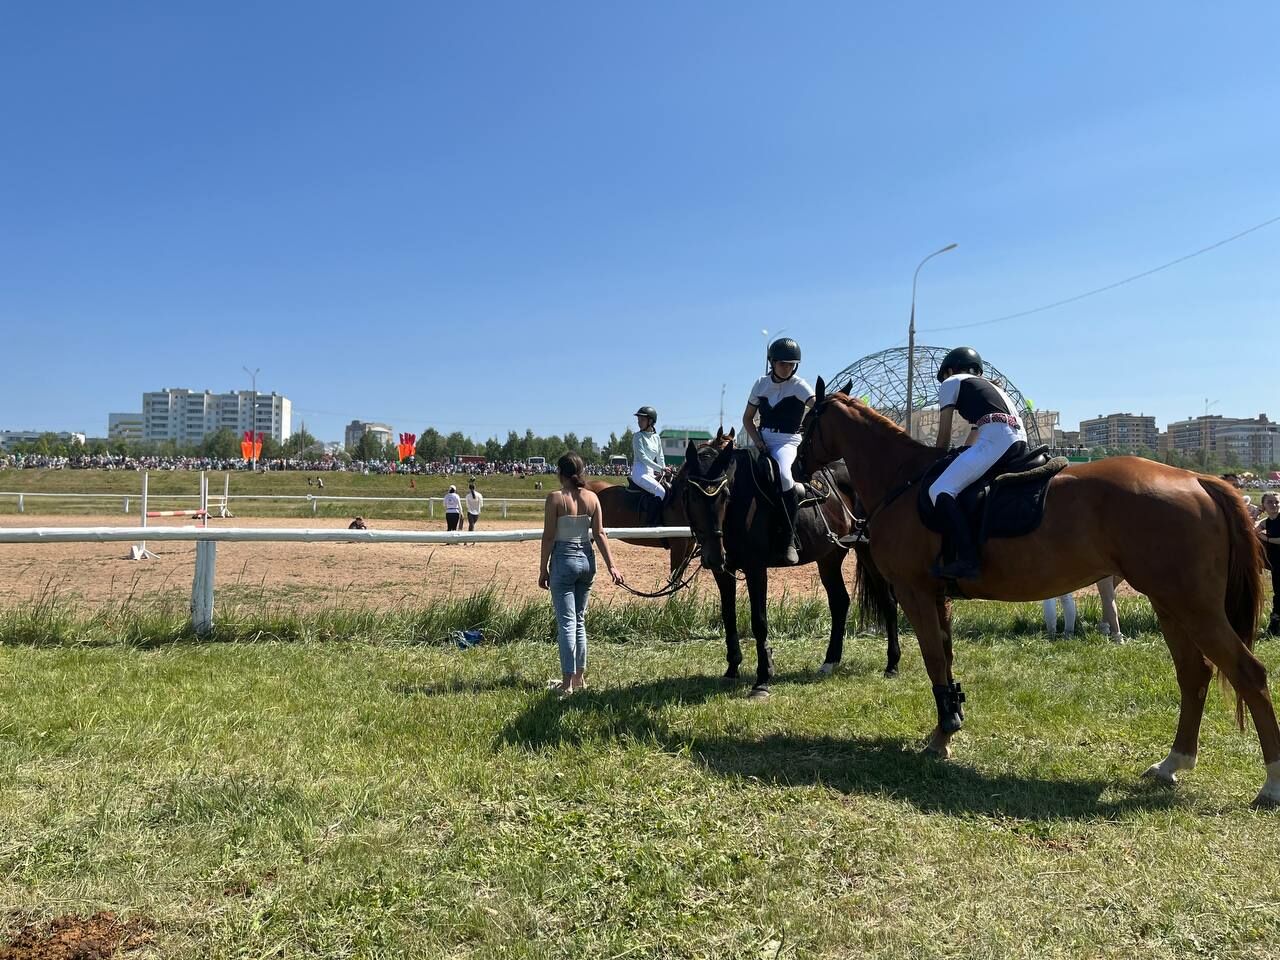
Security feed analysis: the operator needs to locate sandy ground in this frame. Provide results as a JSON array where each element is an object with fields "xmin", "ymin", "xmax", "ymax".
[{"xmin": 0, "ymin": 513, "xmax": 833, "ymax": 610}]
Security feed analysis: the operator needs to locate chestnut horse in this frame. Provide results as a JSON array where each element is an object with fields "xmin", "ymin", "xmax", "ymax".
[
  {"xmin": 680, "ymin": 429, "xmax": 901, "ymax": 696},
  {"xmin": 797, "ymin": 378, "xmax": 1278, "ymax": 807},
  {"xmin": 588, "ymin": 477, "xmax": 696, "ymax": 578}
]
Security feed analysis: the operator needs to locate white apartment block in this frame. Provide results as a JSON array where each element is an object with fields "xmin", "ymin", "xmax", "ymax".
[
  {"xmin": 108, "ymin": 412, "xmax": 144, "ymax": 441},
  {"xmin": 142, "ymin": 389, "xmax": 292, "ymax": 444}
]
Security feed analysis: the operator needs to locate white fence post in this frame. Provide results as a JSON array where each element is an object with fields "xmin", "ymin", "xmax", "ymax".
[
  {"xmin": 191, "ymin": 541, "xmax": 216, "ymax": 634},
  {"xmin": 312, "ymin": 497, "xmax": 318, "ymax": 515},
  {"xmin": 17, "ymin": 494, "xmax": 23, "ymax": 513},
  {"xmin": 502, "ymin": 499, "xmax": 508, "ymax": 518},
  {"xmin": 429, "ymin": 500, "xmax": 435, "ymax": 519},
  {"xmin": 124, "ymin": 497, "xmax": 129, "ymax": 514},
  {"xmin": 128, "ymin": 471, "xmax": 156, "ymax": 560}
]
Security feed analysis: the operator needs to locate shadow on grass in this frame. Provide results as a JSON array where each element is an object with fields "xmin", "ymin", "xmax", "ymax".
[
  {"xmin": 392, "ymin": 674, "xmax": 533, "ymax": 697},
  {"xmin": 687, "ymin": 732, "xmax": 1181, "ymax": 820},
  {"xmin": 498, "ymin": 676, "xmax": 1182, "ymax": 821},
  {"xmin": 499, "ymin": 674, "xmax": 731, "ymax": 748}
]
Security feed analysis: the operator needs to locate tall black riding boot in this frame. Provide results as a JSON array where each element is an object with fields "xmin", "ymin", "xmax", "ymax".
[
  {"xmin": 931, "ymin": 493, "xmax": 980, "ymax": 580},
  {"xmin": 778, "ymin": 486, "xmax": 801, "ymax": 566},
  {"xmin": 645, "ymin": 491, "xmax": 664, "ymax": 527}
]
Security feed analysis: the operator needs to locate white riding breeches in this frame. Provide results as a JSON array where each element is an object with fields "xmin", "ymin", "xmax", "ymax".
[
  {"xmin": 928, "ymin": 422, "xmax": 1021, "ymax": 504},
  {"xmin": 630, "ymin": 465, "xmax": 665, "ymax": 499},
  {"xmin": 761, "ymin": 429, "xmax": 801, "ymax": 492}
]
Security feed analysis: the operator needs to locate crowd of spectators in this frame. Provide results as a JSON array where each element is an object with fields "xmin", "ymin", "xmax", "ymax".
[{"xmin": 0, "ymin": 452, "xmax": 633, "ymax": 477}]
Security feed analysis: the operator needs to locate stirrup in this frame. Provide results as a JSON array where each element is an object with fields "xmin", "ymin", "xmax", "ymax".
[{"xmin": 838, "ymin": 520, "xmax": 870, "ymax": 548}]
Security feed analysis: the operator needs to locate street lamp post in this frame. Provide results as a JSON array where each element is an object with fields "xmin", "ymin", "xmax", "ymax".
[
  {"xmin": 904, "ymin": 243, "xmax": 958, "ymax": 438},
  {"xmin": 243, "ymin": 366, "xmax": 260, "ymax": 472}
]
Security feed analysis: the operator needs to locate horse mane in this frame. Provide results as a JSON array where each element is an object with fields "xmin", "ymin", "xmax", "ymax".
[{"xmin": 831, "ymin": 394, "xmax": 939, "ymax": 456}]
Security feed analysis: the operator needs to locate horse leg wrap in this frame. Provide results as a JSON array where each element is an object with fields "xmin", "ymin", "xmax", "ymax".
[{"xmin": 933, "ymin": 681, "xmax": 966, "ymax": 734}]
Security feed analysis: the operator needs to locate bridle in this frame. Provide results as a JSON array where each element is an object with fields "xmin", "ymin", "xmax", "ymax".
[{"xmin": 683, "ymin": 471, "xmax": 730, "ymax": 540}]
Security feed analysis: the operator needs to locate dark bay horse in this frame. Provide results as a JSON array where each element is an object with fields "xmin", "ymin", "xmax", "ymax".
[
  {"xmin": 680, "ymin": 429, "xmax": 901, "ymax": 698},
  {"xmin": 798, "ymin": 378, "xmax": 1278, "ymax": 807}
]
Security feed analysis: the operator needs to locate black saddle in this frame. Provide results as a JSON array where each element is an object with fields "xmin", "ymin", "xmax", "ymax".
[
  {"xmin": 625, "ymin": 478, "xmax": 665, "ymax": 511},
  {"xmin": 742, "ymin": 445, "xmax": 831, "ymax": 507},
  {"xmin": 918, "ymin": 444, "xmax": 1067, "ymax": 542}
]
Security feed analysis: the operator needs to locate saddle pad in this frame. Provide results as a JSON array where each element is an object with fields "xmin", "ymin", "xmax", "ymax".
[{"xmin": 917, "ymin": 450, "xmax": 1066, "ymax": 541}]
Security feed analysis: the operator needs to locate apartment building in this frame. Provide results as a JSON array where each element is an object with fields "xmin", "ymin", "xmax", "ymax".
[
  {"xmin": 1078, "ymin": 413, "xmax": 1159, "ymax": 451},
  {"xmin": 141, "ymin": 389, "xmax": 291, "ymax": 444},
  {"xmin": 344, "ymin": 420, "xmax": 393, "ymax": 452}
]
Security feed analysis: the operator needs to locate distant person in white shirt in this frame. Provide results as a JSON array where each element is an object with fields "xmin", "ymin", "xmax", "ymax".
[
  {"xmin": 443, "ymin": 485, "xmax": 463, "ymax": 534},
  {"xmin": 465, "ymin": 481, "xmax": 484, "ymax": 545}
]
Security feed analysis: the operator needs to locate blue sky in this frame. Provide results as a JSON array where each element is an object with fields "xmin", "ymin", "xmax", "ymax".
[{"xmin": 2, "ymin": 3, "xmax": 1277, "ymax": 444}]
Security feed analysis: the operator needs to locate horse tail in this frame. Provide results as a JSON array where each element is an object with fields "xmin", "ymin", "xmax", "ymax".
[
  {"xmin": 853, "ymin": 543, "xmax": 897, "ymax": 634},
  {"xmin": 1198, "ymin": 476, "xmax": 1264, "ymax": 730}
]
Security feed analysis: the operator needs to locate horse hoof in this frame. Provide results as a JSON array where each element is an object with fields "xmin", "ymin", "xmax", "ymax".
[
  {"xmin": 747, "ymin": 686, "xmax": 771, "ymax": 702},
  {"xmin": 922, "ymin": 729, "xmax": 952, "ymax": 759},
  {"xmin": 817, "ymin": 662, "xmax": 835, "ymax": 676},
  {"xmin": 1142, "ymin": 751, "xmax": 1195, "ymax": 785},
  {"xmin": 883, "ymin": 667, "xmax": 899, "ymax": 679},
  {"xmin": 1255, "ymin": 764, "xmax": 1280, "ymax": 808},
  {"xmin": 1253, "ymin": 789, "xmax": 1280, "ymax": 810}
]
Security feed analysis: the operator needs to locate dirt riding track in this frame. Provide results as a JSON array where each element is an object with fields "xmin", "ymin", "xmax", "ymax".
[{"xmin": 0, "ymin": 514, "xmax": 836, "ymax": 610}]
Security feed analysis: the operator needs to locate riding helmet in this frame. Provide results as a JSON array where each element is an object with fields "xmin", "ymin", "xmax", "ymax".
[
  {"xmin": 937, "ymin": 346, "xmax": 983, "ymax": 382},
  {"xmin": 634, "ymin": 405, "xmax": 658, "ymax": 423},
  {"xmin": 767, "ymin": 338, "xmax": 802, "ymax": 363}
]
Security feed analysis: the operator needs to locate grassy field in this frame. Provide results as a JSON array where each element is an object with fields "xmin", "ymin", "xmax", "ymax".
[
  {"xmin": 2, "ymin": 594, "xmax": 1279, "ymax": 958},
  {"xmin": 0, "ymin": 469, "xmax": 608, "ymax": 521}
]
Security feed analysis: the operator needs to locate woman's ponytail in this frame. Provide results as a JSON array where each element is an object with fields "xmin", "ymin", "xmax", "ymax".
[{"xmin": 557, "ymin": 451, "xmax": 587, "ymax": 489}]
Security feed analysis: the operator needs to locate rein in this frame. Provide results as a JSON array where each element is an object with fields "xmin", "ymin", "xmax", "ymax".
[{"xmin": 615, "ymin": 540, "xmax": 705, "ymax": 599}]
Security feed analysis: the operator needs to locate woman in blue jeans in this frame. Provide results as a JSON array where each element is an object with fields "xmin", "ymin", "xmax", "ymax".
[{"xmin": 538, "ymin": 452, "xmax": 625, "ymax": 697}]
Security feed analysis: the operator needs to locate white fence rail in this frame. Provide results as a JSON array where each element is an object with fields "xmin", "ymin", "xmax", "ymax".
[{"xmin": 0, "ymin": 525, "xmax": 694, "ymax": 634}]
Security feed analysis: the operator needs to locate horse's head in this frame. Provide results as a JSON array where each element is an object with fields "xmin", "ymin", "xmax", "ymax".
[
  {"xmin": 680, "ymin": 430, "xmax": 737, "ymax": 573},
  {"xmin": 797, "ymin": 376, "xmax": 851, "ymax": 480}
]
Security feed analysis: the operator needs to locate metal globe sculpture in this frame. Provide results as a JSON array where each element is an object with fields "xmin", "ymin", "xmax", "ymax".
[{"xmin": 827, "ymin": 345, "xmax": 1046, "ymax": 448}]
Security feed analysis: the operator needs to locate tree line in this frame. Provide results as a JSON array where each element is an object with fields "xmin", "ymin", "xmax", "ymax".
[{"xmin": 3, "ymin": 425, "xmax": 641, "ymax": 465}]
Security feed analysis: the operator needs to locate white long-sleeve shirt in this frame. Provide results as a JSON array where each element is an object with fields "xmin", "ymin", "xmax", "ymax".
[{"xmin": 632, "ymin": 430, "xmax": 665, "ymax": 474}]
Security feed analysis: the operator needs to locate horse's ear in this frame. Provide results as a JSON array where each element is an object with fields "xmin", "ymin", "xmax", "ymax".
[
  {"xmin": 714, "ymin": 426, "xmax": 724, "ymax": 443},
  {"xmin": 685, "ymin": 440, "xmax": 699, "ymax": 470},
  {"xmin": 713, "ymin": 439, "xmax": 736, "ymax": 471},
  {"xmin": 815, "ymin": 376, "xmax": 826, "ymax": 401},
  {"xmin": 726, "ymin": 427, "xmax": 736, "ymax": 441},
  {"xmin": 840, "ymin": 380, "xmax": 854, "ymax": 397}
]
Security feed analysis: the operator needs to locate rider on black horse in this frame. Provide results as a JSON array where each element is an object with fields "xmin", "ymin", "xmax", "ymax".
[
  {"xmin": 743, "ymin": 337, "xmax": 814, "ymax": 566},
  {"xmin": 929, "ymin": 346, "xmax": 1028, "ymax": 580},
  {"xmin": 630, "ymin": 405, "xmax": 668, "ymax": 525}
]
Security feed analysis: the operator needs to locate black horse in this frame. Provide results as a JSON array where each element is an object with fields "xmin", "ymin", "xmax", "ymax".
[{"xmin": 678, "ymin": 430, "xmax": 900, "ymax": 698}]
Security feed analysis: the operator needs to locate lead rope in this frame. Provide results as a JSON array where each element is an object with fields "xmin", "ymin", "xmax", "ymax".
[{"xmin": 615, "ymin": 541, "xmax": 704, "ymax": 599}]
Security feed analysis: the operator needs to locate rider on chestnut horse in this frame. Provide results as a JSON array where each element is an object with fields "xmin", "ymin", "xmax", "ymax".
[
  {"xmin": 928, "ymin": 346, "xmax": 1028, "ymax": 580},
  {"xmin": 630, "ymin": 405, "xmax": 668, "ymax": 525}
]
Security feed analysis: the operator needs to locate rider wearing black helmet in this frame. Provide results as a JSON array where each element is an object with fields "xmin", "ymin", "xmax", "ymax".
[
  {"xmin": 631, "ymin": 405, "xmax": 667, "ymax": 524},
  {"xmin": 742, "ymin": 337, "xmax": 814, "ymax": 565},
  {"xmin": 928, "ymin": 346, "xmax": 1027, "ymax": 579}
]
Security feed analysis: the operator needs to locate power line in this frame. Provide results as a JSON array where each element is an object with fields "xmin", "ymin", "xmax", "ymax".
[{"xmin": 920, "ymin": 213, "xmax": 1280, "ymax": 333}]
